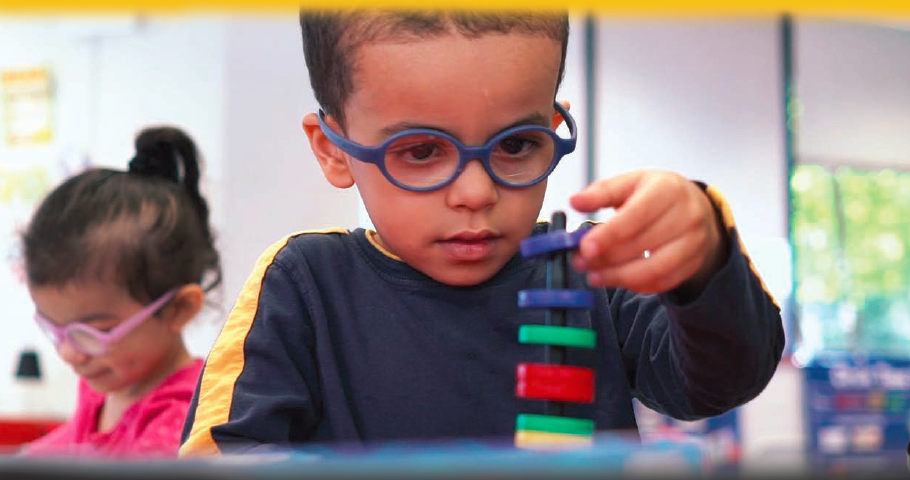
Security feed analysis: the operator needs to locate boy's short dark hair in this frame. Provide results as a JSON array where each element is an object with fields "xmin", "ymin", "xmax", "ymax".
[{"xmin": 299, "ymin": 10, "xmax": 570, "ymax": 132}]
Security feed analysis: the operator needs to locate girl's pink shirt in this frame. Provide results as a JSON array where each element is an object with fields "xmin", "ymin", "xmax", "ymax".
[{"xmin": 23, "ymin": 359, "xmax": 204, "ymax": 459}]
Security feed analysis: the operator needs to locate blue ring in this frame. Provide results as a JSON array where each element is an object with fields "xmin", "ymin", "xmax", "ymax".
[
  {"xmin": 518, "ymin": 289, "xmax": 595, "ymax": 309},
  {"xmin": 520, "ymin": 229, "xmax": 589, "ymax": 258}
]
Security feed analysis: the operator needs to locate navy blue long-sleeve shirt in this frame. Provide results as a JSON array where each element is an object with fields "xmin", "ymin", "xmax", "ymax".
[{"xmin": 180, "ymin": 194, "xmax": 783, "ymax": 456}]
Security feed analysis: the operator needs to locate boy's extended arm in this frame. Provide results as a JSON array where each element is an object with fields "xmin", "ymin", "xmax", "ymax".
[
  {"xmin": 611, "ymin": 187, "xmax": 785, "ymax": 420},
  {"xmin": 180, "ymin": 238, "xmax": 321, "ymax": 457}
]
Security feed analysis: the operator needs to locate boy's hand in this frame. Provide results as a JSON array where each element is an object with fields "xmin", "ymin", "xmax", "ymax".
[{"xmin": 569, "ymin": 170, "xmax": 729, "ymax": 298}]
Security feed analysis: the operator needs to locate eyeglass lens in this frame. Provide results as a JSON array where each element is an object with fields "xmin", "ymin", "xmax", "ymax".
[{"xmin": 383, "ymin": 129, "xmax": 557, "ymax": 189}]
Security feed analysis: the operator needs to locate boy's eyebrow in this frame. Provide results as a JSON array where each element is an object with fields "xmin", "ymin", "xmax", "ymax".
[
  {"xmin": 492, "ymin": 112, "xmax": 551, "ymax": 136},
  {"xmin": 378, "ymin": 112, "xmax": 551, "ymax": 140}
]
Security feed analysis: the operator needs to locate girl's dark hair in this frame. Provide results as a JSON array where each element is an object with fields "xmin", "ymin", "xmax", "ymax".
[{"xmin": 23, "ymin": 126, "xmax": 222, "ymax": 304}]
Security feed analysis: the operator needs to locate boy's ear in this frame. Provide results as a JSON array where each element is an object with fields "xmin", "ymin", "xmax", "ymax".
[
  {"xmin": 303, "ymin": 113, "xmax": 355, "ymax": 189},
  {"xmin": 552, "ymin": 100, "xmax": 571, "ymax": 130},
  {"xmin": 160, "ymin": 284, "xmax": 204, "ymax": 332}
]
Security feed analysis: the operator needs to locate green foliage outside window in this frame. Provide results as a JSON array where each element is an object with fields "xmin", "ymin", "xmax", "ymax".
[{"xmin": 791, "ymin": 164, "xmax": 910, "ymax": 358}]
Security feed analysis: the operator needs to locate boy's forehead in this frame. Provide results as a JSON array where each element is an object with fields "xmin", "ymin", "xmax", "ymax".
[
  {"xmin": 352, "ymin": 34, "xmax": 558, "ymax": 90},
  {"xmin": 346, "ymin": 29, "xmax": 563, "ymax": 82},
  {"xmin": 347, "ymin": 29, "xmax": 560, "ymax": 58},
  {"xmin": 339, "ymin": 11, "xmax": 566, "ymax": 57},
  {"xmin": 343, "ymin": 35, "xmax": 561, "ymax": 139}
]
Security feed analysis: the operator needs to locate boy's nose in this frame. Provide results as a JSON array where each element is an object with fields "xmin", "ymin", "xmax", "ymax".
[{"xmin": 445, "ymin": 158, "xmax": 498, "ymax": 211}]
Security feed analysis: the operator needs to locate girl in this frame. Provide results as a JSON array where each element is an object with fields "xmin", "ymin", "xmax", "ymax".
[{"xmin": 21, "ymin": 126, "xmax": 221, "ymax": 458}]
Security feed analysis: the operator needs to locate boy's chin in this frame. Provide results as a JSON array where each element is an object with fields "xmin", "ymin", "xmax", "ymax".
[{"xmin": 421, "ymin": 262, "xmax": 505, "ymax": 287}]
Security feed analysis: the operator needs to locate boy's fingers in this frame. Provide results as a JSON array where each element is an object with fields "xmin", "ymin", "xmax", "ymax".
[
  {"xmin": 576, "ymin": 179, "xmax": 675, "ymax": 260},
  {"xmin": 585, "ymin": 234, "xmax": 701, "ymax": 293},
  {"xmin": 645, "ymin": 255, "xmax": 705, "ymax": 294},
  {"xmin": 577, "ymin": 202, "xmax": 688, "ymax": 271},
  {"xmin": 569, "ymin": 171, "xmax": 643, "ymax": 213}
]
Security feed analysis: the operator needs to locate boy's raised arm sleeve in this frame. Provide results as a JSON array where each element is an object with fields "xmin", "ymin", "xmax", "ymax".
[
  {"xmin": 180, "ymin": 237, "xmax": 321, "ymax": 456},
  {"xmin": 610, "ymin": 188, "xmax": 785, "ymax": 420}
]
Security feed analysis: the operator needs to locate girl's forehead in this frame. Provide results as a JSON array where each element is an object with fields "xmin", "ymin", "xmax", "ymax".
[
  {"xmin": 31, "ymin": 280, "xmax": 127, "ymax": 299},
  {"xmin": 30, "ymin": 281, "xmax": 139, "ymax": 320}
]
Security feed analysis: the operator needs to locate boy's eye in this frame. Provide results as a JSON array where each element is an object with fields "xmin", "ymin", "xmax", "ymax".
[
  {"xmin": 497, "ymin": 136, "xmax": 538, "ymax": 156},
  {"xmin": 406, "ymin": 143, "xmax": 437, "ymax": 161},
  {"xmin": 388, "ymin": 136, "xmax": 452, "ymax": 164}
]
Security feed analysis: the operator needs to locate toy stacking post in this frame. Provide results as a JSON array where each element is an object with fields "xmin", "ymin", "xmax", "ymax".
[
  {"xmin": 544, "ymin": 211, "xmax": 567, "ymax": 412},
  {"xmin": 515, "ymin": 211, "xmax": 597, "ymax": 448}
]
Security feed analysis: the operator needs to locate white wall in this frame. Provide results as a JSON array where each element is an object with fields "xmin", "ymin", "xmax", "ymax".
[
  {"xmin": 596, "ymin": 18, "xmax": 788, "ymax": 238},
  {"xmin": 796, "ymin": 20, "xmax": 910, "ymax": 166},
  {"xmin": 0, "ymin": 17, "xmax": 93, "ymax": 418}
]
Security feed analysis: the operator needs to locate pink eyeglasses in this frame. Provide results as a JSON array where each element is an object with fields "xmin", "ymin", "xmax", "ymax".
[{"xmin": 35, "ymin": 288, "xmax": 178, "ymax": 357}]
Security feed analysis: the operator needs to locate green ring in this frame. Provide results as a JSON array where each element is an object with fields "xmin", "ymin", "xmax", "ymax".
[
  {"xmin": 516, "ymin": 413, "xmax": 595, "ymax": 435},
  {"xmin": 518, "ymin": 325, "xmax": 596, "ymax": 349}
]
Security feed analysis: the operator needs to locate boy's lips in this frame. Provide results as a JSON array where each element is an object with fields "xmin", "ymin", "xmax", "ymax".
[{"xmin": 438, "ymin": 230, "xmax": 501, "ymax": 261}]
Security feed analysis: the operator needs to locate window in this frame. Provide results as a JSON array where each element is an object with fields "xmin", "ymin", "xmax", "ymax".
[{"xmin": 792, "ymin": 165, "xmax": 910, "ymax": 359}]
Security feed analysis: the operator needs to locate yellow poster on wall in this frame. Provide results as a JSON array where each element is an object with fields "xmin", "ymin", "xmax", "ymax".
[{"xmin": 1, "ymin": 67, "xmax": 54, "ymax": 147}]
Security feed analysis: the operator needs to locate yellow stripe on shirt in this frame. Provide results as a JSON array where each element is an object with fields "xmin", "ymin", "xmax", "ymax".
[
  {"xmin": 365, "ymin": 229, "xmax": 402, "ymax": 261},
  {"xmin": 179, "ymin": 227, "xmax": 348, "ymax": 457},
  {"xmin": 704, "ymin": 186, "xmax": 781, "ymax": 311}
]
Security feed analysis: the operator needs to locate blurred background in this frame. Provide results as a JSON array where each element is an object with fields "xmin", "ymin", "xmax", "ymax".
[{"xmin": 1, "ymin": 10, "xmax": 909, "ymax": 474}]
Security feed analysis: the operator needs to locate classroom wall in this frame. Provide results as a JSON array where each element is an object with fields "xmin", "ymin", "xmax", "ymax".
[
  {"xmin": 796, "ymin": 19, "xmax": 910, "ymax": 166},
  {"xmin": 0, "ymin": 17, "xmax": 97, "ymax": 417}
]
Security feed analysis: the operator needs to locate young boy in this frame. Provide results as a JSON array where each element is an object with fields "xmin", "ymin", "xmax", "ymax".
[{"xmin": 180, "ymin": 10, "xmax": 784, "ymax": 456}]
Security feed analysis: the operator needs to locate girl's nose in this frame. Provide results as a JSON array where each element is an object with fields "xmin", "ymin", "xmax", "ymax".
[{"xmin": 56, "ymin": 337, "xmax": 90, "ymax": 365}]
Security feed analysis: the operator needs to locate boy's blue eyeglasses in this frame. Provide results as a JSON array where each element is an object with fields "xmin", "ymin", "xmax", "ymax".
[{"xmin": 317, "ymin": 102, "xmax": 577, "ymax": 192}]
